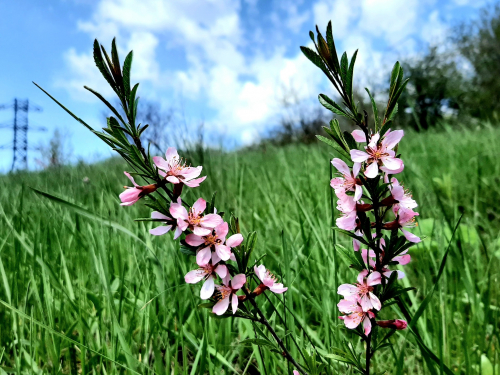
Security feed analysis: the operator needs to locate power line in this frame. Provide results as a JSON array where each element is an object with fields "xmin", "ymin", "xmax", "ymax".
[{"xmin": 0, "ymin": 99, "xmax": 46, "ymax": 171}]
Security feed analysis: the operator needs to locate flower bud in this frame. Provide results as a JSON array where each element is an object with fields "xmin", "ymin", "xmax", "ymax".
[{"xmin": 376, "ymin": 319, "xmax": 407, "ymax": 330}]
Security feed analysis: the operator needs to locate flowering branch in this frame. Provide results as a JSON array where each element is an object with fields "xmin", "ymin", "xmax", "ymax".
[
  {"xmin": 302, "ymin": 22, "xmax": 417, "ymax": 374},
  {"xmin": 35, "ymin": 38, "xmax": 308, "ymax": 374}
]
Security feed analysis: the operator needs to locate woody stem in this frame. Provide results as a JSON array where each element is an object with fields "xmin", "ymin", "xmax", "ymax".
[{"xmin": 242, "ymin": 288, "xmax": 309, "ymax": 375}]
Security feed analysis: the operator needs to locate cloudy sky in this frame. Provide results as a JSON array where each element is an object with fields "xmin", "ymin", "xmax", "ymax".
[{"xmin": 0, "ymin": 0, "xmax": 489, "ymax": 171}]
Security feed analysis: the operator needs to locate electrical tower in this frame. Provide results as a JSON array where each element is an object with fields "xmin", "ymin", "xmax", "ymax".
[{"xmin": 0, "ymin": 99, "xmax": 46, "ymax": 171}]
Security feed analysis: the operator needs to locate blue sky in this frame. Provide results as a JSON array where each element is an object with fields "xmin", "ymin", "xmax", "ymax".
[{"xmin": 0, "ymin": 0, "xmax": 490, "ymax": 172}]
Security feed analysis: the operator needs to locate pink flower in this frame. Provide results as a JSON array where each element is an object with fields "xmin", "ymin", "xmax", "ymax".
[
  {"xmin": 149, "ymin": 211, "xmax": 174, "ymax": 236},
  {"xmin": 351, "ymin": 129, "xmax": 367, "ymax": 142},
  {"xmin": 119, "ymin": 172, "xmax": 157, "ymax": 206},
  {"xmin": 397, "ymin": 208, "xmax": 420, "ymax": 243},
  {"xmin": 338, "ymin": 299, "xmax": 375, "ymax": 335},
  {"xmin": 254, "ymin": 265, "xmax": 288, "ymax": 294},
  {"xmin": 185, "ymin": 259, "xmax": 228, "ymax": 299},
  {"xmin": 293, "ymin": 371, "xmax": 300, "ymax": 375},
  {"xmin": 376, "ymin": 319, "xmax": 407, "ymax": 330},
  {"xmin": 153, "ymin": 147, "xmax": 206, "ymax": 187},
  {"xmin": 330, "ymin": 158, "xmax": 363, "ymax": 201},
  {"xmin": 338, "ymin": 270, "xmax": 382, "ymax": 311},
  {"xmin": 336, "ymin": 192, "xmax": 358, "ymax": 231},
  {"xmin": 169, "ymin": 197, "xmax": 223, "ymax": 238},
  {"xmin": 212, "ymin": 274, "xmax": 246, "ymax": 315},
  {"xmin": 350, "ymin": 130, "xmax": 404, "ymax": 178},
  {"xmin": 389, "ymin": 178, "xmax": 417, "ymax": 213},
  {"xmin": 185, "ymin": 222, "xmax": 243, "ymax": 266}
]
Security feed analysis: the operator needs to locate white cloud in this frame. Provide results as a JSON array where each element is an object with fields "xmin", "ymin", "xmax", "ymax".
[{"xmin": 58, "ymin": 0, "xmax": 468, "ymax": 145}]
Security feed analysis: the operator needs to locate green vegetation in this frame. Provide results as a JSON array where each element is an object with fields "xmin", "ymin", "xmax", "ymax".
[{"xmin": 0, "ymin": 123, "xmax": 498, "ymax": 374}]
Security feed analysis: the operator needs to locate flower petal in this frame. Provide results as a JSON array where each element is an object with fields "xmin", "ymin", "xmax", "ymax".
[
  {"xmin": 215, "ymin": 222, "xmax": 229, "ymax": 239},
  {"xmin": 196, "ymin": 247, "xmax": 212, "ymax": 266},
  {"xmin": 149, "ymin": 225, "xmax": 172, "ymax": 236},
  {"xmin": 231, "ymin": 274, "xmax": 246, "ymax": 290},
  {"xmin": 165, "ymin": 147, "xmax": 179, "ymax": 161},
  {"xmin": 331, "ymin": 158, "xmax": 351, "ymax": 176},
  {"xmin": 185, "ymin": 234, "xmax": 205, "ymax": 247},
  {"xmin": 226, "ymin": 233, "xmax": 243, "ymax": 248},
  {"xmin": 364, "ymin": 162, "xmax": 379, "ymax": 178},
  {"xmin": 192, "ymin": 198, "xmax": 207, "ymax": 214},
  {"xmin": 170, "ymin": 202, "xmax": 188, "ymax": 220},
  {"xmin": 212, "ymin": 296, "xmax": 230, "ymax": 315},
  {"xmin": 183, "ymin": 176, "xmax": 206, "ymax": 187},
  {"xmin": 382, "ymin": 129, "xmax": 404, "ymax": 149},
  {"xmin": 231, "ymin": 293, "xmax": 239, "ymax": 314},
  {"xmin": 185, "ymin": 269, "xmax": 204, "ymax": 284},
  {"xmin": 352, "ymin": 129, "xmax": 366, "ymax": 142},
  {"xmin": 151, "ymin": 211, "xmax": 171, "ymax": 220},
  {"xmin": 401, "ymin": 229, "xmax": 421, "ymax": 243},
  {"xmin": 200, "ymin": 277, "xmax": 215, "ymax": 300},
  {"xmin": 350, "ymin": 150, "xmax": 370, "ymax": 163},
  {"xmin": 201, "ymin": 214, "xmax": 223, "ymax": 228}
]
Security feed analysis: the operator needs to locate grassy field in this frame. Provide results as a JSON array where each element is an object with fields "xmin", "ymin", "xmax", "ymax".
[{"xmin": 0, "ymin": 123, "xmax": 499, "ymax": 374}]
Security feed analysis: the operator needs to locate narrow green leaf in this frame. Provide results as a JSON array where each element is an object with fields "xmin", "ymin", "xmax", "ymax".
[
  {"xmin": 340, "ymin": 52, "xmax": 349, "ymax": 84},
  {"xmin": 122, "ymin": 50, "xmax": 133, "ymax": 104},
  {"xmin": 93, "ymin": 39, "xmax": 116, "ymax": 90},
  {"xmin": 325, "ymin": 21, "xmax": 341, "ymax": 72},
  {"xmin": 318, "ymin": 94, "xmax": 354, "ymax": 120},
  {"xmin": 84, "ymin": 86, "xmax": 127, "ymax": 126},
  {"xmin": 346, "ymin": 49, "xmax": 358, "ymax": 99},
  {"xmin": 33, "ymin": 82, "xmax": 94, "ymax": 132},
  {"xmin": 365, "ymin": 88, "xmax": 379, "ymax": 131},
  {"xmin": 316, "ymin": 135, "xmax": 351, "ymax": 159},
  {"xmin": 300, "ymin": 46, "xmax": 330, "ymax": 75}
]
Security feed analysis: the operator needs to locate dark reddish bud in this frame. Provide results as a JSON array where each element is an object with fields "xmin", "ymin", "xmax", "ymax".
[
  {"xmin": 139, "ymin": 183, "xmax": 159, "ymax": 197},
  {"xmin": 252, "ymin": 283, "xmax": 269, "ymax": 297},
  {"xmin": 356, "ymin": 203, "xmax": 373, "ymax": 212},
  {"xmin": 381, "ymin": 220, "xmax": 399, "ymax": 230},
  {"xmin": 376, "ymin": 319, "xmax": 407, "ymax": 330},
  {"xmin": 380, "ymin": 196, "xmax": 398, "ymax": 206},
  {"xmin": 173, "ymin": 183, "xmax": 184, "ymax": 199}
]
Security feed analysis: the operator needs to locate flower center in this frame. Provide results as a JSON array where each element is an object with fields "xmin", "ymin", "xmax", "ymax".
[
  {"xmin": 367, "ymin": 146, "xmax": 388, "ymax": 162},
  {"xmin": 204, "ymin": 234, "xmax": 222, "ymax": 246},
  {"xmin": 167, "ymin": 157, "xmax": 188, "ymax": 175},
  {"xmin": 356, "ymin": 283, "xmax": 373, "ymax": 295},
  {"xmin": 201, "ymin": 264, "xmax": 214, "ymax": 279},
  {"xmin": 215, "ymin": 285, "xmax": 232, "ymax": 300},
  {"xmin": 188, "ymin": 208, "xmax": 203, "ymax": 225}
]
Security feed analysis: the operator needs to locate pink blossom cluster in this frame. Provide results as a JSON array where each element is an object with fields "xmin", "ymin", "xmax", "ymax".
[
  {"xmin": 119, "ymin": 147, "xmax": 287, "ymax": 315},
  {"xmin": 332, "ymin": 129, "xmax": 418, "ymax": 334}
]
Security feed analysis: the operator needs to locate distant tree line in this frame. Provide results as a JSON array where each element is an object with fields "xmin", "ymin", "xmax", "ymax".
[
  {"xmin": 265, "ymin": 2, "xmax": 500, "ymax": 145},
  {"xmin": 388, "ymin": 3, "xmax": 500, "ymax": 131}
]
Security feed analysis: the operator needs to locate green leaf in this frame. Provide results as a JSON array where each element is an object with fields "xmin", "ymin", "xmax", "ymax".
[
  {"xmin": 340, "ymin": 52, "xmax": 349, "ymax": 84},
  {"xmin": 122, "ymin": 50, "xmax": 133, "ymax": 104},
  {"xmin": 239, "ymin": 338, "xmax": 277, "ymax": 349},
  {"xmin": 84, "ymin": 86, "xmax": 127, "ymax": 126},
  {"xmin": 343, "ymin": 131, "xmax": 357, "ymax": 150},
  {"xmin": 333, "ymin": 228, "xmax": 370, "ymax": 246},
  {"xmin": 33, "ymin": 82, "xmax": 94, "ymax": 132},
  {"xmin": 365, "ymin": 88, "xmax": 379, "ymax": 131},
  {"xmin": 346, "ymin": 49, "xmax": 358, "ymax": 99},
  {"xmin": 318, "ymin": 94, "xmax": 354, "ymax": 120},
  {"xmin": 180, "ymin": 245, "xmax": 196, "ymax": 256},
  {"xmin": 300, "ymin": 46, "xmax": 329, "ymax": 75},
  {"xmin": 244, "ymin": 231, "xmax": 257, "ymax": 271},
  {"xmin": 389, "ymin": 61, "xmax": 401, "ymax": 94},
  {"xmin": 325, "ymin": 21, "xmax": 341, "ymax": 72},
  {"xmin": 93, "ymin": 39, "xmax": 116, "ymax": 91},
  {"xmin": 111, "ymin": 38, "xmax": 123, "ymax": 89},
  {"xmin": 316, "ymin": 135, "xmax": 351, "ymax": 159}
]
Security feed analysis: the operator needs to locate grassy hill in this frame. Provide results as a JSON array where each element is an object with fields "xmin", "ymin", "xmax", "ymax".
[{"xmin": 0, "ymin": 124, "xmax": 498, "ymax": 374}]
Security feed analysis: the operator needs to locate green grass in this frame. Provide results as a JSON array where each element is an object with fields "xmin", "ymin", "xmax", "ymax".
[{"xmin": 0, "ymin": 123, "xmax": 499, "ymax": 374}]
